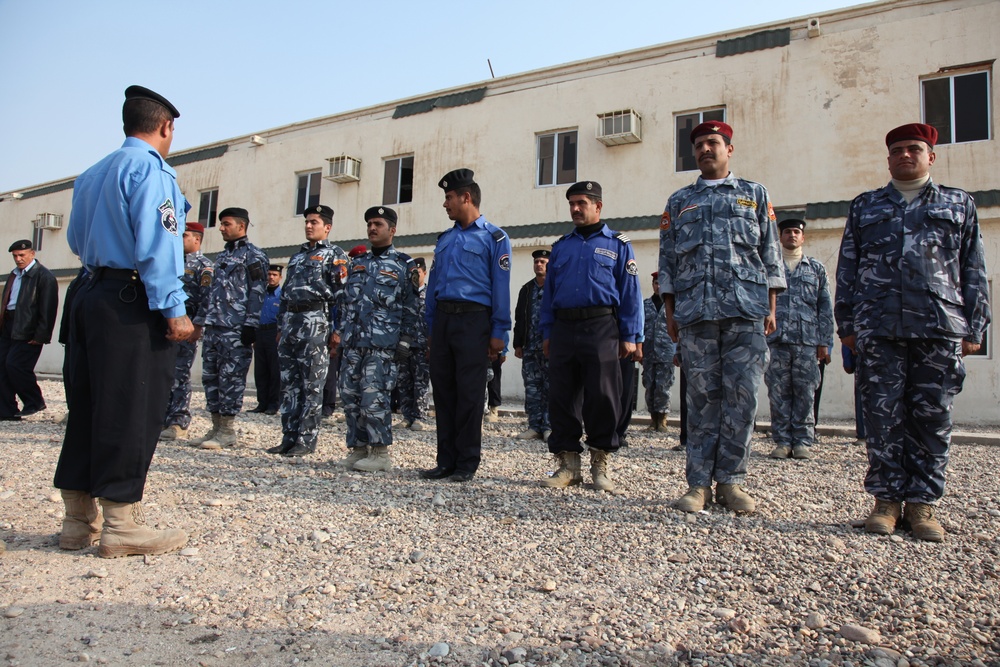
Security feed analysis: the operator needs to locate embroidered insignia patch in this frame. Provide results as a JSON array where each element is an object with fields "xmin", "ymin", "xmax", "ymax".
[
  {"xmin": 735, "ymin": 197, "xmax": 758, "ymax": 210},
  {"xmin": 625, "ymin": 259, "xmax": 638, "ymax": 276},
  {"xmin": 200, "ymin": 271, "xmax": 213, "ymax": 287},
  {"xmin": 159, "ymin": 198, "xmax": 178, "ymax": 236},
  {"xmin": 767, "ymin": 201, "xmax": 776, "ymax": 222},
  {"xmin": 595, "ymin": 248, "xmax": 618, "ymax": 261},
  {"xmin": 499, "ymin": 254, "xmax": 510, "ymax": 271},
  {"xmin": 411, "ymin": 270, "xmax": 420, "ymax": 289},
  {"xmin": 660, "ymin": 211, "xmax": 671, "ymax": 230},
  {"xmin": 353, "ymin": 264, "xmax": 366, "ymax": 272},
  {"xmin": 310, "ymin": 255, "xmax": 323, "ymax": 261},
  {"xmin": 679, "ymin": 204, "xmax": 699, "ymax": 218},
  {"xmin": 379, "ymin": 270, "xmax": 398, "ymax": 280}
]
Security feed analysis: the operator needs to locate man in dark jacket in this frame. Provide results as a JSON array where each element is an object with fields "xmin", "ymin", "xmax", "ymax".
[{"xmin": 0, "ymin": 239, "xmax": 58, "ymax": 419}]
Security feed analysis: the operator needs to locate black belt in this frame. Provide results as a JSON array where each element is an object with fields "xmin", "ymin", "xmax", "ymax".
[
  {"xmin": 258, "ymin": 322, "xmax": 278, "ymax": 331},
  {"xmin": 94, "ymin": 268, "xmax": 140, "ymax": 282},
  {"xmin": 436, "ymin": 301, "xmax": 488, "ymax": 314},
  {"xmin": 286, "ymin": 301, "xmax": 325, "ymax": 314},
  {"xmin": 555, "ymin": 306, "xmax": 615, "ymax": 321}
]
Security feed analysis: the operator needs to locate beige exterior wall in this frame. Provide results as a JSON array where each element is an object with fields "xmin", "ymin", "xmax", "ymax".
[{"xmin": 1, "ymin": 0, "xmax": 997, "ymax": 422}]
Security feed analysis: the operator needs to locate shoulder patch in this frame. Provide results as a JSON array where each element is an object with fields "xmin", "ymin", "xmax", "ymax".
[
  {"xmin": 660, "ymin": 211, "xmax": 670, "ymax": 231},
  {"xmin": 499, "ymin": 254, "xmax": 511, "ymax": 271},
  {"xmin": 614, "ymin": 232, "xmax": 631, "ymax": 244},
  {"xmin": 491, "ymin": 229, "xmax": 506, "ymax": 242},
  {"xmin": 158, "ymin": 198, "xmax": 178, "ymax": 236},
  {"xmin": 626, "ymin": 259, "xmax": 638, "ymax": 276},
  {"xmin": 200, "ymin": 270, "xmax": 213, "ymax": 288},
  {"xmin": 248, "ymin": 260, "xmax": 264, "ymax": 282},
  {"xmin": 767, "ymin": 201, "xmax": 776, "ymax": 222}
]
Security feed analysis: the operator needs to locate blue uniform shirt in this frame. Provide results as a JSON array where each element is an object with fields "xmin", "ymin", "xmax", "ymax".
[
  {"xmin": 259, "ymin": 285, "xmax": 281, "ymax": 326},
  {"xmin": 425, "ymin": 215, "xmax": 512, "ymax": 342},
  {"xmin": 539, "ymin": 224, "xmax": 643, "ymax": 343},
  {"xmin": 69, "ymin": 137, "xmax": 188, "ymax": 318}
]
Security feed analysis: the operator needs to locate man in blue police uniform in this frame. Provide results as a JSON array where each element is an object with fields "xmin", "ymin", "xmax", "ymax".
[
  {"xmin": 250, "ymin": 264, "xmax": 282, "ymax": 415},
  {"xmin": 160, "ymin": 222, "xmax": 212, "ymax": 440},
  {"xmin": 765, "ymin": 218, "xmax": 833, "ymax": 461},
  {"xmin": 270, "ymin": 204, "xmax": 347, "ymax": 457},
  {"xmin": 421, "ymin": 169, "xmax": 512, "ymax": 482},
  {"xmin": 659, "ymin": 121, "xmax": 785, "ymax": 514},
  {"xmin": 540, "ymin": 181, "xmax": 643, "ymax": 492},
  {"xmin": 836, "ymin": 123, "xmax": 990, "ymax": 541},
  {"xmin": 0, "ymin": 239, "xmax": 58, "ymax": 420},
  {"xmin": 54, "ymin": 85, "xmax": 191, "ymax": 558},
  {"xmin": 513, "ymin": 249, "xmax": 551, "ymax": 441},
  {"xmin": 191, "ymin": 207, "xmax": 268, "ymax": 450}
]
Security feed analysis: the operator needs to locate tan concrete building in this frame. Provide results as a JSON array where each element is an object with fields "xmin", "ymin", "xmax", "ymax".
[{"xmin": 1, "ymin": 0, "xmax": 997, "ymax": 422}]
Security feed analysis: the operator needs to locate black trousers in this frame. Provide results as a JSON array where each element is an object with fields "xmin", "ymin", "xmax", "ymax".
[
  {"xmin": 547, "ymin": 314, "xmax": 622, "ymax": 453},
  {"xmin": 323, "ymin": 349, "xmax": 341, "ymax": 411},
  {"xmin": 53, "ymin": 274, "xmax": 176, "ymax": 503},
  {"xmin": 253, "ymin": 326, "xmax": 281, "ymax": 410},
  {"xmin": 0, "ymin": 320, "xmax": 45, "ymax": 417},
  {"xmin": 616, "ymin": 359, "xmax": 637, "ymax": 438},
  {"xmin": 430, "ymin": 309, "xmax": 490, "ymax": 474},
  {"xmin": 679, "ymin": 367, "xmax": 688, "ymax": 446},
  {"xmin": 487, "ymin": 356, "xmax": 503, "ymax": 408}
]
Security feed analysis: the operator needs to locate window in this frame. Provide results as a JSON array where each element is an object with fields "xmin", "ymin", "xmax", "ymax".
[
  {"xmin": 968, "ymin": 280, "xmax": 992, "ymax": 358},
  {"xmin": 675, "ymin": 107, "xmax": 726, "ymax": 171},
  {"xmin": 382, "ymin": 156, "xmax": 414, "ymax": 205},
  {"xmin": 295, "ymin": 171, "xmax": 321, "ymax": 215},
  {"xmin": 31, "ymin": 226, "xmax": 43, "ymax": 253},
  {"xmin": 536, "ymin": 130, "xmax": 577, "ymax": 186},
  {"xmin": 198, "ymin": 189, "xmax": 219, "ymax": 228},
  {"xmin": 922, "ymin": 69, "xmax": 991, "ymax": 144}
]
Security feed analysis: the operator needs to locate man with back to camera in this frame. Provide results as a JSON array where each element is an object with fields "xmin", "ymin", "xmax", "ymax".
[
  {"xmin": 54, "ymin": 85, "xmax": 192, "ymax": 557},
  {"xmin": 421, "ymin": 169, "xmax": 511, "ymax": 483},
  {"xmin": 0, "ymin": 239, "xmax": 58, "ymax": 420},
  {"xmin": 659, "ymin": 121, "xmax": 785, "ymax": 514},
  {"xmin": 835, "ymin": 123, "xmax": 989, "ymax": 541},
  {"xmin": 190, "ymin": 207, "xmax": 268, "ymax": 450}
]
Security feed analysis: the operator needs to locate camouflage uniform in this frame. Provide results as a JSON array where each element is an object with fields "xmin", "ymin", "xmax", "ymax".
[
  {"xmin": 339, "ymin": 246, "xmax": 419, "ymax": 451},
  {"xmin": 641, "ymin": 295, "xmax": 676, "ymax": 416},
  {"xmin": 659, "ymin": 175, "xmax": 785, "ymax": 487},
  {"xmin": 163, "ymin": 251, "xmax": 212, "ymax": 428},
  {"xmin": 765, "ymin": 256, "xmax": 834, "ymax": 449},
  {"xmin": 195, "ymin": 238, "xmax": 268, "ymax": 416},
  {"xmin": 835, "ymin": 180, "xmax": 989, "ymax": 503},
  {"xmin": 396, "ymin": 283, "xmax": 430, "ymax": 424},
  {"xmin": 514, "ymin": 279, "xmax": 549, "ymax": 433},
  {"xmin": 278, "ymin": 240, "xmax": 348, "ymax": 453}
]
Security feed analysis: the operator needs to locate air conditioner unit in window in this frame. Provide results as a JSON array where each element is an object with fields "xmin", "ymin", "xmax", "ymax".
[
  {"xmin": 34, "ymin": 213, "xmax": 63, "ymax": 230},
  {"xmin": 596, "ymin": 109, "xmax": 642, "ymax": 146},
  {"xmin": 325, "ymin": 155, "xmax": 362, "ymax": 183}
]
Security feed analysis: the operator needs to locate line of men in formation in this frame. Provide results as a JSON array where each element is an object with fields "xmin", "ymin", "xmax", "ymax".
[{"xmin": 45, "ymin": 86, "xmax": 988, "ymax": 559}]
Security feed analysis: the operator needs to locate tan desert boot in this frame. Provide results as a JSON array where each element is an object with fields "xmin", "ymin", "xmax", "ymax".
[
  {"xmin": 97, "ymin": 500, "xmax": 187, "ymax": 558},
  {"xmin": 542, "ymin": 451, "xmax": 582, "ymax": 488},
  {"xmin": 716, "ymin": 483, "xmax": 757, "ymax": 513},
  {"xmin": 354, "ymin": 446, "xmax": 392, "ymax": 472},
  {"xmin": 864, "ymin": 499, "xmax": 902, "ymax": 535},
  {"xmin": 675, "ymin": 486, "xmax": 711, "ymax": 512},
  {"xmin": 189, "ymin": 413, "xmax": 220, "ymax": 446},
  {"xmin": 590, "ymin": 449, "xmax": 615, "ymax": 492},
  {"xmin": 201, "ymin": 415, "xmax": 237, "ymax": 449},
  {"xmin": 59, "ymin": 490, "xmax": 101, "ymax": 550},
  {"xmin": 337, "ymin": 446, "xmax": 369, "ymax": 468},
  {"xmin": 904, "ymin": 502, "xmax": 945, "ymax": 542}
]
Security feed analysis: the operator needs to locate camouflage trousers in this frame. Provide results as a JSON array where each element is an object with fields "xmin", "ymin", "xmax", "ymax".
[
  {"xmin": 765, "ymin": 343, "xmax": 821, "ymax": 448},
  {"xmin": 521, "ymin": 350, "xmax": 550, "ymax": 432},
  {"xmin": 679, "ymin": 318, "xmax": 768, "ymax": 487},
  {"xmin": 857, "ymin": 336, "xmax": 965, "ymax": 503},
  {"xmin": 163, "ymin": 340, "xmax": 198, "ymax": 428},
  {"xmin": 341, "ymin": 347, "xmax": 398, "ymax": 449},
  {"xmin": 278, "ymin": 311, "xmax": 330, "ymax": 451},
  {"xmin": 641, "ymin": 360, "xmax": 675, "ymax": 415},
  {"xmin": 396, "ymin": 348, "xmax": 429, "ymax": 423},
  {"xmin": 202, "ymin": 327, "xmax": 253, "ymax": 416}
]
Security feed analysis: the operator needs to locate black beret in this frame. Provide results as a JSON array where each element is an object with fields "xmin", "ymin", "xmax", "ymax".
[
  {"xmin": 268, "ymin": 264, "xmax": 283, "ymax": 273},
  {"xmin": 364, "ymin": 206, "xmax": 398, "ymax": 225},
  {"xmin": 532, "ymin": 249, "xmax": 551, "ymax": 259},
  {"xmin": 438, "ymin": 169, "xmax": 476, "ymax": 192},
  {"xmin": 303, "ymin": 204, "xmax": 334, "ymax": 222},
  {"xmin": 8, "ymin": 239, "xmax": 32, "ymax": 252},
  {"xmin": 566, "ymin": 181, "xmax": 602, "ymax": 201},
  {"xmin": 412, "ymin": 257, "xmax": 426, "ymax": 270},
  {"xmin": 218, "ymin": 207, "xmax": 250, "ymax": 223},
  {"xmin": 124, "ymin": 85, "xmax": 180, "ymax": 119},
  {"xmin": 777, "ymin": 218, "xmax": 806, "ymax": 232}
]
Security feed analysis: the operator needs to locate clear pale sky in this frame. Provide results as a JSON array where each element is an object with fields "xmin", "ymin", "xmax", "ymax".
[{"xmin": 0, "ymin": 0, "xmax": 862, "ymax": 193}]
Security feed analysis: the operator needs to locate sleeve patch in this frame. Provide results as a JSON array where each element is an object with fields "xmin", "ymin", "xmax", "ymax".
[
  {"xmin": 767, "ymin": 201, "xmax": 776, "ymax": 222},
  {"xmin": 159, "ymin": 198, "xmax": 178, "ymax": 236},
  {"xmin": 626, "ymin": 259, "xmax": 638, "ymax": 276},
  {"xmin": 660, "ymin": 211, "xmax": 671, "ymax": 230},
  {"xmin": 248, "ymin": 261, "xmax": 264, "ymax": 281},
  {"xmin": 499, "ymin": 254, "xmax": 511, "ymax": 271}
]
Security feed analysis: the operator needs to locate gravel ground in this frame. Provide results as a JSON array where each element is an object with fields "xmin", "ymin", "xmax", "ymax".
[{"xmin": 1, "ymin": 381, "xmax": 998, "ymax": 667}]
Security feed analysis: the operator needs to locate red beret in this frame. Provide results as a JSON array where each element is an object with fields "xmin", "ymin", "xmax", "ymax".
[
  {"xmin": 185, "ymin": 222, "xmax": 204, "ymax": 234},
  {"xmin": 691, "ymin": 121, "xmax": 733, "ymax": 144},
  {"xmin": 651, "ymin": 272, "xmax": 659, "ymax": 278},
  {"xmin": 348, "ymin": 244, "xmax": 367, "ymax": 258},
  {"xmin": 885, "ymin": 123, "xmax": 938, "ymax": 148}
]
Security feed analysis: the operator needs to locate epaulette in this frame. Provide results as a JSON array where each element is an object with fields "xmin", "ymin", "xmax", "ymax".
[
  {"xmin": 437, "ymin": 230, "xmax": 448, "ymax": 240},
  {"xmin": 553, "ymin": 232, "xmax": 573, "ymax": 245},
  {"xmin": 491, "ymin": 229, "xmax": 506, "ymax": 242},
  {"xmin": 614, "ymin": 232, "xmax": 631, "ymax": 244}
]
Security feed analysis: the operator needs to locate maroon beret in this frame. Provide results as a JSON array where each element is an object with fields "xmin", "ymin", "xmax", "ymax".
[
  {"xmin": 185, "ymin": 222, "xmax": 205, "ymax": 234},
  {"xmin": 885, "ymin": 123, "xmax": 938, "ymax": 148},
  {"xmin": 348, "ymin": 245, "xmax": 367, "ymax": 258},
  {"xmin": 651, "ymin": 272, "xmax": 659, "ymax": 278},
  {"xmin": 690, "ymin": 121, "xmax": 733, "ymax": 144}
]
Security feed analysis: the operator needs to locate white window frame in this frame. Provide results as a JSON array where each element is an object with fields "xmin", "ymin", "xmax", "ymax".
[
  {"xmin": 382, "ymin": 155, "xmax": 414, "ymax": 206},
  {"xmin": 198, "ymin": 188, "xmax": 219, "ymax": 228},
  {"xmin": 295, "ymin": 170, "xmax": 322, "ymax": 215},
  {"xmin": 536, "ymin": 129, "xmax": 578, "ymax": 187},
  {"xmin": 921, "ymin": 67, "xmax": 992, "ymax": 145}
]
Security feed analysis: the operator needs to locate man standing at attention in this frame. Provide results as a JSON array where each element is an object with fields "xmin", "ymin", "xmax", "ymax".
[
  {"xmin": 513, "ymin": 249, "xmax": 551, "ymax": 442},
  {"xmin": 540, "ymin": 181, "xmax": 643, "ymax": 492},
  {"xmin": 191, "ymin": 207, "xmax": 268, "ymax": 450},
  {"xmin": 0, "ymin": 240, "xmax": 58, "ymax": 420},
  {"xmin": 396, "ymin": 256, "xmax": 430, "ymax": 431},
  {"xmin": 642, "ymin": 272, "xmax": 675, "ymax": 433},
  {"xmin": 268, "ymin": 204, "xmax": 347, "ymax": 457},
  {"xmin": 337, "ymin": 206, "xmax": 418, "ymax": 471},
  {"xmin": 421, "ymin": 169, "xmax": 511, "ymax": 483},
  {"xmin": 54, "ymin": 85, "xmax": 192, "ymax": 557},
  {"xmin": 835, "ymin": 123, "xmax": 989, "ymax": 541},
  {"xmin": 765, "ymin": 218, "xmax": 834, "ymax": 461},
  {"xmin": 659, "ymin": 121, "xmax": 785, "ymax": 514},
  {"xmin": 250, "ymin": 264, "xmax": 283, "ymax": 415},
  {"xmin": 159, "ymin": 222, "xmax": 212, "ymax": 440}
]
